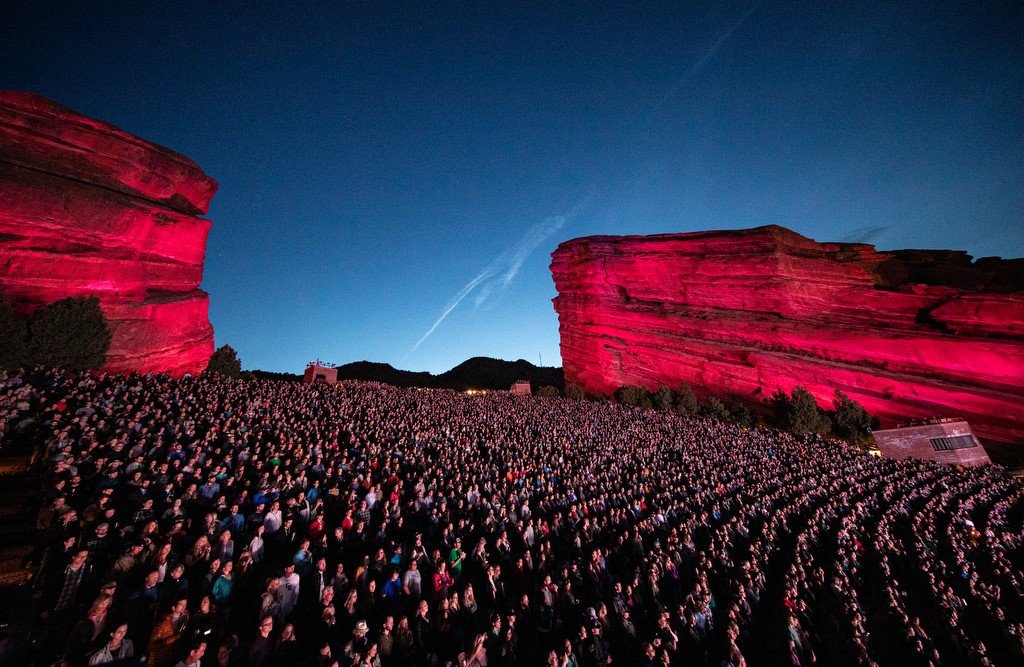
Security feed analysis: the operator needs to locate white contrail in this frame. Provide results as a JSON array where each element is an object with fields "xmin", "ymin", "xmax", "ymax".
[
  {"xmin": 405, "ymin": 195, "xmax": 591, "ymax": 359},
  {"xmin": 472, "ymin": 212, "xmax": 570, "ymax": 308},
  {"xmin": 647, "ymin": 0, "xmax": 763, "ymax": 121},
  {"xmin": 408, "ymin": 268, "xmax": 496, "ymax": 355},
  {"xmin": 501, "ymin": 213, "xmax": 568, "ymax": 287}
]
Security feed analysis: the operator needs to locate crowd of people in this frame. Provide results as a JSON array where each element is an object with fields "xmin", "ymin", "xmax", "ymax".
[{"xmin": 2, "ymin": 367, "xmax": 1022, "ymax": 666}]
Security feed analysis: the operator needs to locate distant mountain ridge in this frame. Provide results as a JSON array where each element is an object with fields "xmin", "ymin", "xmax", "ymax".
[{"xmin": 252, "ymin": 357, "xmax": 563, "ymax": 391}]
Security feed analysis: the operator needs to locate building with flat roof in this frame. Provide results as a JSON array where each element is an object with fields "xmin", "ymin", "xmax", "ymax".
[
  {"xmin": 304, "ymin": 362, "xmax": 338, "ymax": 385},
  {"xmin": 872, "ymin": 419, "xmax": 990, "ymax": 466},
  {"xmin": 511, "ymin": 380, "xmax": 531, "ymax": 396}
]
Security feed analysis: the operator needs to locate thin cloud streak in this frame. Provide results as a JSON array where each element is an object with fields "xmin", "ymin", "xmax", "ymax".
[
  {"xmin": 501, "ymin": 213, "xmax": 569, "ymax": 287},
  {"xmin": 840, "ymin": 225, "xmax": 889, "ymax": 245},
  {"xmin": 647, "ymin": 0, "xmax": 763, "ymax": 122},
  {"xmin": 405, "ymin": 194, "xmax": 592, "ymax": 360},
  {"xmin": 407, "ymin": 269, "xmax": 496, "ymax": 357}
]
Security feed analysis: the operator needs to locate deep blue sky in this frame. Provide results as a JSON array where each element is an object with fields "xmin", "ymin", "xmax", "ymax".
[{"xmin": 3, "ymin": 1, "xmax": 1022, "ymax": 373}]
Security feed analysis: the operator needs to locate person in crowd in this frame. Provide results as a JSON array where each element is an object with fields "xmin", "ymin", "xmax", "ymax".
[
  {"xmin": 174, "ymin": 640, "xmax": 206, "ymax": 667},
  {"xmin": 87, "ymin": 623, "xmax": 136, "ymax": 665},
  {"xmin": 148, "ymin": 597, "xmax": 190, "ymax": 667},
  {"xmin": 248, "ymin": 615, "xmax": 275, "ymax": 667},
  {"xmin": 4, "ymin": 366, "xmax": 1021, "ymax": 666}
]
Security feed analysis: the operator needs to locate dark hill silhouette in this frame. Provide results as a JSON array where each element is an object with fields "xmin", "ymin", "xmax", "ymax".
[
  {"xmin": 437, "ymin": 357, "xmax": 562, "ymax": 390},
  {"xmin": 335, "ymin": 361, "xmax": 432, "ymax": 387},
  {"xmin": 251, "ymin": 357, "xmax": 563, "ymax": 391}
]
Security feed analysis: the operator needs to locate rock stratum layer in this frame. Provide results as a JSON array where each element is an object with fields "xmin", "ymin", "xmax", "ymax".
[
  {"xmin": 0, "ymin": 91, "xmax": 216, "ymax": 375},
  {"xmin": 551, "ymin": 226, "xmax": 1024, "ymax": 444}
]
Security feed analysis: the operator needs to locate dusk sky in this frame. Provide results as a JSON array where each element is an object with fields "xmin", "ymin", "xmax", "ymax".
[{"xmin": 3, "ymin": 1, "xmax": 1022, "ymax": 374}]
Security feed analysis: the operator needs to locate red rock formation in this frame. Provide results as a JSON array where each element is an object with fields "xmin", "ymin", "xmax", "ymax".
[
  {"xmin": 551, "ymin": 226, "xmax": 1024, "ymax": 444},
  {"xmin": 0, "ymin": 91, "xmax": 216, "ymax": 375}
]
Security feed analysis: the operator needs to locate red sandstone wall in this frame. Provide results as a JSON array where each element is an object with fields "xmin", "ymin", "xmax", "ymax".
[
  {"xmin": 0, "ymin": 91, "xmax": 216, "ymax": 375},
  {"xmin": 551, "ymin": 226, "xmax": 1024, "ymax": 444}
]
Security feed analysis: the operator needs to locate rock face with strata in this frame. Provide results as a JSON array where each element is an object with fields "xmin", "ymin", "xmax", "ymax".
[
  {"xmin": 0, "ymin": 91, "xmax": 216, "ymax": 375},
  {"xmin": 551, "ymin": 226, "xmax": 1024, "ymax": 444}
]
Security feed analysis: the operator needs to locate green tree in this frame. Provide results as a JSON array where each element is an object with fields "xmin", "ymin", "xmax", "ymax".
[
  {"xmin": 731, "ymin": 404, "xmax": 756, "ymax": 428},
  {"xmin": 831, "ymin": 390, "xmax": 874, "ymax": 438},
  {"xmin": 0, "ymin": 300, "xmax": 29, "ymax": 370},
  {"xmin": 206, "ymin": 344, "xmax": 242, "ymax": 377},
  {"xmin": 615, "ymin": 385, "xmax": 652, "ymax": 409},
  {"xmin": 536, "ymin": 385, "xmax": 560, "ymax": 398},
  {"xmin": 766, "ymin": 389, "xmax": 792, "ymax": 429},
  {"xmin": 565, "ymin": 384, "xmax": 586, "ymax": 401},
  {"xmin": 674, "ymin": 384, "xmax": 700, "ymax": 416},
  {"xmin": 701, "ymin": 397, "xmax": 731, "ymax": 421},
  {"xmin": 653, "ymin": 385, "xmax": 676, "ymax": 412},
  {"xmin": 28, "ymin": 296, "xmax": 111, "ymax": 370},
  {"xmin": 788, "ymin": 388, "xmax": 831, "ymax": 435}
]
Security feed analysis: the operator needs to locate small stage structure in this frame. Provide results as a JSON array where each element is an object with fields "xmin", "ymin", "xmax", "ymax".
[
  {"xmin": 872, "ymin": 419, "xmax": 991, "ymax": 466},
  {"xmin": 304, "ymin": 361, "xmax": 338, "ymax": 385},
  {"xmin": 511, "ymin": 380, "xmax": 531, "ymax": 396}
]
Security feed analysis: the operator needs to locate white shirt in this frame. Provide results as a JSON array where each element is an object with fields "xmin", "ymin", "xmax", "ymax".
[
  {"xmin": 277, "ymin": 572, "xmax": 300, "ymax": 615},
  {"xmin": 264, "ymin": 510, "xmax": 283, "ymax": 534},
  {"xmin": 250, "ymin": 535, "xmax": 265, "ymax": 562}
]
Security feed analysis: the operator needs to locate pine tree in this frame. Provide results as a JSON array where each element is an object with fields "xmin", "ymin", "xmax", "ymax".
[
  {"xmin": 615, "ymin": 385, "xmax": 652, "ymax": 409},
  {"xmin": 653, "ymin": 385, "xmax": 676, "ymax": 412},
  {"xmin": 731, "ymin": 404, "xmax": 756, "ymax": 428},
  {"xmin": 565, "ymin": 384, "xmax": 586, "ymax": 400},
  {"xmin": 28, "ymin": 296, "xmax": 111, "ymax": 370},
  {"xmin": 206, "ymin": 344, "xmax": 242, "ymax": 377},
  {"xmin": 767, "ymin": 389, "xmax": 792, "ymax": 429},
  {"xmin": 788, "ymin": 388, "xmax": 831, "ymax": 435},
  {"xmin": 701, "ymin": 397, "xmax": 731, "ymax": 422},
  {"xmin": 0, "ymin": 300, "xmax": 28, "ymax": 370},
  {"xmin": 674, "ymin": 384, "xmax": 700, "ymax": 416},
  {"xmin": 831, "ymin": 390, "xmax": 874, "ymax": 438}
]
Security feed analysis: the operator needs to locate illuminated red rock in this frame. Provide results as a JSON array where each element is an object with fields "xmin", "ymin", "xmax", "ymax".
[
  {"xmin": 0, "ymin": 91, "xmax": 216, "ymax": 214},
  {"xmin": 551, "ymin": 226, "xmax": 1024, "ymax": 444},
  {"xmin": 0, "ymin": 91, "xmax": 216, "ymax": 375},
  {"xmin": 102, "ymin": 294, "xmax": 215, "ymax": 377}
]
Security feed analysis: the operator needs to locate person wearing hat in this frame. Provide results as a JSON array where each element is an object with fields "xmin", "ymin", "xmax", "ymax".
[
  {"xmin": 484, "ymin": 611, "xmax": 503, "ymax": 663},
  {"xmin": 344, "ymin": 619, "xmax": 371, "ymax": 662},
  {"xmin": 587, "ymin": 620, "xmax": 612, "ymax": 665}
]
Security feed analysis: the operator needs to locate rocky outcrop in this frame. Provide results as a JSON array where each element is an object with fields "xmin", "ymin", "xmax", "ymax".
[
  {"xmin": 0, "ymin": 91, "xmax": 216, "ymax": 375},
  {"xmin": 551, "ymin": 226, "xmax": 1024, "ymax": 444}
]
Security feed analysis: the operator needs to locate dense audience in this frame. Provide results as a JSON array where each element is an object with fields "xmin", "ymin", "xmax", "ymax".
[{"xmin": 3, "ymin": 367, "xmax": 1022, "ymax": 666}]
